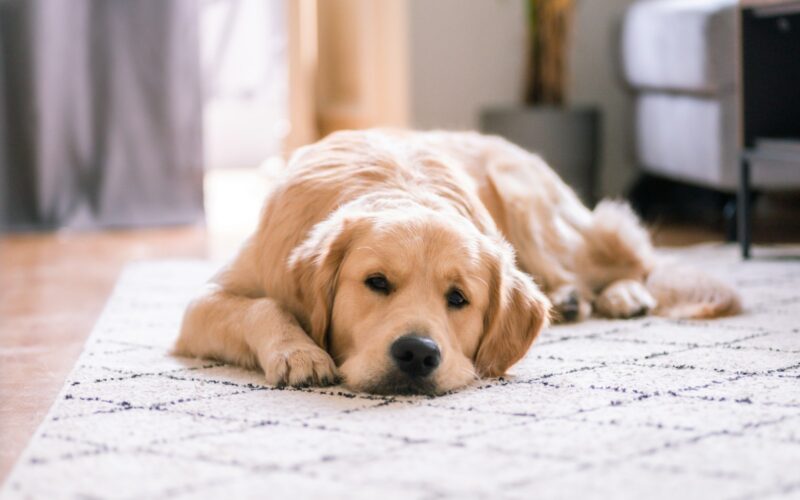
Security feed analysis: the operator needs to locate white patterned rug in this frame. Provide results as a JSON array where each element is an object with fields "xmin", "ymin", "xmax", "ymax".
[{"xmin": 2, "ymin": 245, "xmax": 799, "ymax": 500}]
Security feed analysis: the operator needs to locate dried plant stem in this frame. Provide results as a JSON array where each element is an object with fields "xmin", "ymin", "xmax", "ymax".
[{"xmin": 525, "ymin": 0, "xmax": 574, "ymax": 106}]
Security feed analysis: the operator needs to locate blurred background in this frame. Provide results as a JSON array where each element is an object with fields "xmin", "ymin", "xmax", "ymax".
[
  {"xmin": 3, "ymin": 0, "xmax": 799, "ymax": 244},
  {"xmin": 1, "ymin": 0, "xmax": 800, "ymax": 481}
]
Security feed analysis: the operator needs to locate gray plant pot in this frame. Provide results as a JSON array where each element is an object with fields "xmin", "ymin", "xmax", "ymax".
[{"xmin": 480, "ymin": 106, "xmax": 600, "ymax": 205}]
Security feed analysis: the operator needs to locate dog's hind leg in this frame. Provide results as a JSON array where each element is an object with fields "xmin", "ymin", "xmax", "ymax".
[
  {"xmin": 574, "ymin": 200, "xmax": 657, "ymax": 292},
  {"xmin": 548, "ymin": 284, "xmax": 593, "ymax": 322},
  {"xmin": 595, "ymin": 279, "xmax": 657, "ymax": 318},
  {"xmin": 575, "ymin": 201, "xmax": 740, "ymax": 319}
]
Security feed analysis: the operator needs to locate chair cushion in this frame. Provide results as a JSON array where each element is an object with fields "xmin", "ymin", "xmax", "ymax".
[
  {"xmin": 636, "ymin": 92, "xmax": 738, "ymax": 189},
  {"xmin": 622, "ymin": 0, "xmax": 737, "ymax": 93},
  {"xmin": 636, "ymin": 92, "xmax": 800, "ymax": 190}
]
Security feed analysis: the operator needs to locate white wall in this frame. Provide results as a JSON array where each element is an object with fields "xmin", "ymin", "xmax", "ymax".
[
  {"xmin": 569, "ymin": 0, "xmax": 639, "ymax": 196},
  {"xmin": 407, "ymin": 0, "xmax": 527, "ymax": 130},
  {"xmin": 405, "ymin": 0, "xmax": 638, "ymax": 197}
]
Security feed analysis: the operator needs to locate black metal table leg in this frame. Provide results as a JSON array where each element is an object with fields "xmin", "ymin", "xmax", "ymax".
[{"xmin": 738, "ymin": 154, "xmax": 751, "ymax": 259}]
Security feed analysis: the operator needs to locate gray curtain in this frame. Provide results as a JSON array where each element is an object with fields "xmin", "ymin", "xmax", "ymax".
[{"xmin": 0, "ymin": 0, "xmax": 204, "ymax": 231}]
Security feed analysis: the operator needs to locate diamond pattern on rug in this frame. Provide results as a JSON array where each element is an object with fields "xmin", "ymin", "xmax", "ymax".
[{"xmin": 1, "ymin": 245, "xmax": 799, "ymax": 500}]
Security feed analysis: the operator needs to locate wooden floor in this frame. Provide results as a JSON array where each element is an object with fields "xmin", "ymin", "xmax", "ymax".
[
  {"xmin": 0, "ymin": 168, "xmax": 790, "ymax": 483},
  {"xmin": 0, "ymin": 169, "xmax": 266, "ymax": 482},
  {"xmin": 0, "ymin": 228, "xmax": 207, "ymax": 476}
]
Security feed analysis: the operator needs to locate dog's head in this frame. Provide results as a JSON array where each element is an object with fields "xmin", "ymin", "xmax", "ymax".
[{"xmin": 289, "ymin": 203, "xmax": 550, "ymax": 395}]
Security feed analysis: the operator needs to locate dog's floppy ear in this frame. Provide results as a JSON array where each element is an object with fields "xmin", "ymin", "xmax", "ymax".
[
  {"xmin": 288, "ymin": 214, "xmax": 369, "ymax": 349},
  {"xmin": 475, "ymin": 244, "xmax": 551, "ymax": 377}
]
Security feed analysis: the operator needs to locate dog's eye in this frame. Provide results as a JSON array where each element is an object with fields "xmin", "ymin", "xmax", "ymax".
[
  {"xmin": 446, "ymin": 288, "xmax": 468, "ymax": 309},
  {"xmin": 365, "ymin": 274, "xmax": 391, "ymax": 294}
]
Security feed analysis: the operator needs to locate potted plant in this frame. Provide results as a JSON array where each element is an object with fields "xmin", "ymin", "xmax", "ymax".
[{"xmin": 481, "ymin": 0, "xmax": 599, "ymax": 204}]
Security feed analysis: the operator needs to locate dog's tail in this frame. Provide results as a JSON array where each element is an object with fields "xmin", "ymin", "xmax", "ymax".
[{"xmin": 645, "ymin": 263, "xmax": 741, "ymax": 319}]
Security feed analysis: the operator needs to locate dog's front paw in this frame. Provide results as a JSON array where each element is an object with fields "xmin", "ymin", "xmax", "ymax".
[
  {"xmin": 595, "ymin": 279, "xmax": 656, "ymax": 319},
  {"xmin": 259, "ymin": 343, "xmax": 339, "ymax": 387},
  {"xmin": 549, "ymin": 285, "xmax": 592, "ymax": 323}
]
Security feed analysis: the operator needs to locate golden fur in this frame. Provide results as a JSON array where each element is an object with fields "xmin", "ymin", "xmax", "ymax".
[{"xmin": 175, "ymin": 129, "xmax": 740, "ymax": 395}]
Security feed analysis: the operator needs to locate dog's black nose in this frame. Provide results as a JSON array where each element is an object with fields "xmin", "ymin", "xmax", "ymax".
[{"xmin": 390, "ymin": 335, "xmax": 441, "ymax": 378}]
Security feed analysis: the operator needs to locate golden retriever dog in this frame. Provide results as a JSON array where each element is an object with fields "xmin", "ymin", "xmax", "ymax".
[{"xmin": 175, "ymin": 129, "xmax": 740, "ymax": 395}]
